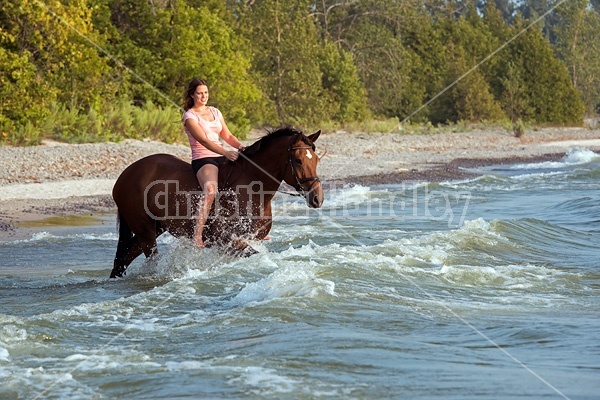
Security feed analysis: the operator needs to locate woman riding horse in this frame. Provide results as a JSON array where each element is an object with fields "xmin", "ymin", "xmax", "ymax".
[
  {"xmin": 110, "ymin": 127, "xmax": 324, "ymax": 278},
  {"xmin": 182, "ymin": 78, "xmax": 246, "ymax": 248}
]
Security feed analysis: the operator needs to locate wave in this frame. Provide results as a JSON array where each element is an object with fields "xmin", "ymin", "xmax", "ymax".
[
  {"xmin": 344, "ymin": 218, "xmax": 592, "ymax": 296},
  {"xmin": 495, "ymin": 217, "xmax": 599, "ymax": 257},
  {"xmin": 455, "ymin": 149, "xmax": 599, "ymax": 184},
  {"xmin": 25, "ymin": 215, "xmax": 590, "ymax": 296},
  {"xmin": 231, "ymin": 261, "xmax": 335, "ymax": 306},
  {"xmin": 509, "ymin": 148, "xmax": 598, "ymax": 170},
  {"xmin": 0, "ymin": 215, "xmax": 593, "ymax": 375},
  {"xmin": 1, "ymin": 231, "xmax": 118, "ymax": 245},
  {"xmin": 272, "ymin": 184, "xmax": 393, "ymax": 215},
  {"xmin": 322, "ymin": 184, "xmax": 377, "ymax": 209},
  {"xmin": 548, "ymin": 196, "xmax": 600, "ymax": 217},
  {"xmin": 0, "ymin": 230, "xmax": 183, "ymax": 246}
]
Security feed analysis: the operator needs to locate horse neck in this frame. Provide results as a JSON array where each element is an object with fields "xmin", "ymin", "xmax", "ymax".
[{"xmin": 244, "ymin": 137, "xmax": 290, "ymax": 192}]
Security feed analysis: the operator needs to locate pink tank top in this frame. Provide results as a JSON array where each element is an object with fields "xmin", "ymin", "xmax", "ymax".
[{"xmin": 183, "ymin": 107, "xmax": 224, "ymax": 160}]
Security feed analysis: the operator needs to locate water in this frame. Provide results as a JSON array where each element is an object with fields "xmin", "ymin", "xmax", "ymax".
[{"xmin": 1, "ymin": 148, "xmax": 599, "ymax": 399}]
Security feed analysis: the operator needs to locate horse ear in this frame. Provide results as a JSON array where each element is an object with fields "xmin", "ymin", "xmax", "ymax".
[{"xmin": 307, "ymin": 130, "xmax": 321, "ymax": 143}]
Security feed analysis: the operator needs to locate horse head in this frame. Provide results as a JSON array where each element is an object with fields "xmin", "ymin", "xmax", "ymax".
[
  {"xmin": 237, "ymin": 127, "xmax": 324, "ymax": 208},
  {"xmin": 285, "ymin": 130, "xmax": 324, "ymax": 208}
]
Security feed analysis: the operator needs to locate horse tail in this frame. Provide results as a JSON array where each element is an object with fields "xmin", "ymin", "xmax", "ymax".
[{"xmin": 116, "ymin": 212, "xmax": 133, "ymax": 241}]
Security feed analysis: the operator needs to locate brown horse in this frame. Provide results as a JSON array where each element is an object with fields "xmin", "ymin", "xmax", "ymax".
[{"xmin": 110, "ymin": 127, "xmax": 323, "ymax": 278}]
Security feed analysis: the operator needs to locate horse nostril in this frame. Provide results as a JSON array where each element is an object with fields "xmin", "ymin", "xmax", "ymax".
[{"xmin": 311, "ymin": 196, "xmax": 321, "ymax": 208}]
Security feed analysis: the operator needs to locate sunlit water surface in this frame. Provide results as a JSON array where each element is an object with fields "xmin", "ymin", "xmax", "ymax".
[{"xmin": 1, "ymin": 149, "xmax": 599, "ymax": 399}]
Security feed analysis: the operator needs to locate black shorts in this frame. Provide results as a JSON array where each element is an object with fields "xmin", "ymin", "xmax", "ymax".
[{"xmin": 191, "ymin": 156, "xmax": 227, "ymax": 175}]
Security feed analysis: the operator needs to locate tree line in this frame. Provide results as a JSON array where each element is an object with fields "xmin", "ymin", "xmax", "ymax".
[{"xmin": 1, "ymin": 0, "xmax": 598, "ymax": 144}]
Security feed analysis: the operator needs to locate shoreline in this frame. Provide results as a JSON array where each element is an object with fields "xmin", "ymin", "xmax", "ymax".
[
  {"xmin": 0, "ymin": 151, "xmax": 570, "ymax": 234},
  {"xmin": 1, "ymin": 127, "xmax": 598, "ymax": 237},
  {"xmin": 350, "ymin": 152, "xmax": 567, "ymax": 185}
]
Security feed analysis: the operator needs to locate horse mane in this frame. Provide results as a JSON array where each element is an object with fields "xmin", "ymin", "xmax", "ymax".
[{"xmin": 242, "ymin": 126, "xmax": 313, "ymax": 157}]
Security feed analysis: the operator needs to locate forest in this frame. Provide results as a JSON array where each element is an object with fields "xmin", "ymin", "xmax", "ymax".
[{"xmin": 1, "ymin": 0, "xmax": 599, "ymax": 144}]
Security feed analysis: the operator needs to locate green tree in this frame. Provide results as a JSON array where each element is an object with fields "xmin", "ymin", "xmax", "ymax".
[
  {"xmin": 348, "ymin": 17, "xmax": 425, "ymax": 120},
  {"xmin": 234, "ymin": 0, "xmax": 358, "ymax": 127},
  {"xmin": 1, "ymin": 0, "xmax": 115, "ymax": 124},
  {"xmin": 0, "ymin": 43, "xmax": 55, "ymax": 132},
  {"xmin": 500, "ymin": 60, "xmax": 532, "ymax": 122},
  {"xmin": 318, "ymin": 42, "xmax": 368, "ymax": 122},
  {"xmin": 477, "ymin": 0, "xmax": 515, "ymax": 22},
  {"xmin": 429, "ymin": 40, "xmax": 505, "ymax": 124},
  {"xmin": 95, "ymin": 0, "xmax": 261, "ymax": 134},
  {"xmin": 507, "ymin": 16, "xmax": 585, "ymax": 124},
  {"xmin": 517, "ymin": 0, "xmax": 557, "ymax": 40},
  {"xmin": 310, "ymin": 0, "xmax": 430, "ymax": 121},
  {"xmin": 481, "ymin": 3, "xmax": 585, "ymax": 124},
  {"xmin": 553, "ymin": 0, "xmax": 600, "ymax": 116}
]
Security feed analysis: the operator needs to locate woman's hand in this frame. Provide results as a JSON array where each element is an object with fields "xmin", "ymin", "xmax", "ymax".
[{"xmin": 224, "ymin": 150, "xmax": 239, "ymax": 161}]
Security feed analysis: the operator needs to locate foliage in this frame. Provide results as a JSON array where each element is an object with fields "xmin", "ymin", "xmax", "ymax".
[
  {"xmin": 553, "ymin": 0, "xmax": 600, "ymax": 116},
  {"xmin": 1, "ymin": 99, "xmax": 183, "ymax": 145},
  {"xmin": 513, "ymin": 118, "xmax": 526, "ymax": 137},
  {"xmin": 0, "ymin": 47, "xmax": 54, "ymax": 130},
  {"xmin": 343, "ymin": 118, "xmax": 402, "ymax": 134},
  {"xmin": 230, "ymin": 0, "xmax": 367, "ymax": 128},
  {"xmin": 91, "ymin": 0, "xmax": 261, "ymax": 133},
  {"xmin": 506, "ymin": 16, "xmax": 585, "ymax": 124},
  {"xmin": 428, "ymin": 8, "xmax": 506, "ymax": 124},
  {"xmin": 0, "ymin": 0, "xmax": 592, "ymax": 146}
]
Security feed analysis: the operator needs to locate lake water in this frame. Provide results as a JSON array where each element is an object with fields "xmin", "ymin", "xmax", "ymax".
[{"xmin": 1, "ymin": 149, "xmax": 599, "ymax": 399}]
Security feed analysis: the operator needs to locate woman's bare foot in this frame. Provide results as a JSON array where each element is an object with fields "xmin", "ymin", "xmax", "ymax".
[{"xmin": 193, "ymin": 234, "xmax": 205, "ymax": 248}]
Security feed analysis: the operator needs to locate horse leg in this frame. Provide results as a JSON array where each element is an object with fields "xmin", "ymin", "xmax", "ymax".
[
  {"xmin": 110, "ymin": 234, "xmax": 159, "ymax": 278},
  {"xmin": 111, "ymin": 235, "xmax": 144, "ymax": 278},
  {"xmin": 111, "ymin": 215, "xmax": 158, "ymax": 278},
  {"xmin": 112, "ymin": 213, "xmax": 133, "ymax": 277}
]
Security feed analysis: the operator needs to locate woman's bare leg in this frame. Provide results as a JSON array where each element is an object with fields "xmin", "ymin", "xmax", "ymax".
[{"xmin": 194, "ymin": 164, "xmax": 219, "ymax": 248}]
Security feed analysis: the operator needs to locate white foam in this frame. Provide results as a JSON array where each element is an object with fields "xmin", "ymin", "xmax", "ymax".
[
  {"xmin": 15, "ymin": 231, "xmax": 52, "ymax": 243},
  {"xmin": 324, "ymin": 184, "xmax": 382, "ymax": 209},
  {"xmin": 273, "ymin": 184, "xmax": 382, "ymax": 217},
  {"xmin": 511, "ymin": 171, "xmax": 566, "ymax": 180},
  {"xmin": 233, "ymin": 261, "xmax": 335, "ymax": 305},
  {"xmin": 509, "ymin": 148, "xmax": 598, "ymax": 170},
  {"xmin": 0, "ymin": 347, "xmax": 10, "ymax": 362},
  {"xmin": 450, "ymin": 218, "xmax": 497, "ymax": 239},
  {"xmin": 63, "ymin": 353, "xmax": 161, "ymax": 372},
  {"xmin": 0, "ymin": 324, "xmax": 28, "ymax": 343},
  {"xmin": 230, "ymin": 366, "xmax": 298, "ymax": 394},
  {"xmin": 165, "ymin": 360, "xmax": 209, "ymax": 371},
  {"xmin": 380, "ymin": 218, "xmax": 497, "ymax": 262},
  {"xmin": 436, "ymin": 263, "xmax": 577, "ymax": 291},
  {"xmin": 1, "ymin": 366, "xmax": 100, "ymax": 399},
  {"xmin": 564, "ymin": 148, "xmax": 599, "ymax": 163}
]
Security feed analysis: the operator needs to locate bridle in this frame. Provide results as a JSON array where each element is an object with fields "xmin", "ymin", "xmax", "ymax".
[{"xmin": 284, "ymin": 134, "xmax": 321, "ymax": 198}]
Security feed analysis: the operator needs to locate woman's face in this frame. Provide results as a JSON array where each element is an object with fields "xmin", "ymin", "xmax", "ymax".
[{"xmin": 193, "ymin": 84, "xmax": 209, "ymax": 106}]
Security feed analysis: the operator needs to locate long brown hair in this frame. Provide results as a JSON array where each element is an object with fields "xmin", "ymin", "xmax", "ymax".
[{"xmin": 183, "ymin": 78, "xmax": 208, "ymax": 111}]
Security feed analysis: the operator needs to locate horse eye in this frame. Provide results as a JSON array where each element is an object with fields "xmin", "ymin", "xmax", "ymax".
[{"xmin": 295, "ymin": 158, "xmax": 302, "ymax": 165}]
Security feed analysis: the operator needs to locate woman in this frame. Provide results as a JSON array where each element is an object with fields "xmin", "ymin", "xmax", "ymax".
[{"xmin": 183, "ymin": 78, "xmax": 246, "ymax": 247}]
